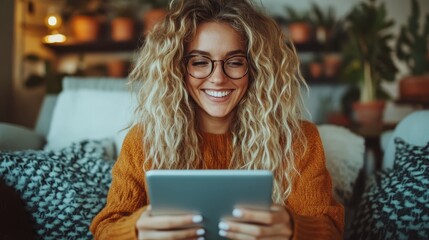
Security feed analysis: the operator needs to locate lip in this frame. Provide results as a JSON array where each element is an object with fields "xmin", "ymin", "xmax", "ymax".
[{"xmin": 202, "ymin": 89, "xmax": 233, "ymax": 102}]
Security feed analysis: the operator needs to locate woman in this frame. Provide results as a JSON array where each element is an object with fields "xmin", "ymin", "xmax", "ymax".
[{"xmin": 90, "ymin": 0, "xmax": 344, "ymax": 239}]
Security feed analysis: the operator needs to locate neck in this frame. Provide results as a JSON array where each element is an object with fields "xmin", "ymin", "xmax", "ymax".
[{"xmin": 197, "ymin": 111, "xmax": 234, "ymax": 134}]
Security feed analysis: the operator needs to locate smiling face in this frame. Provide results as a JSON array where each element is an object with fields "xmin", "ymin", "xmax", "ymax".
[{"xmin": 185, "ymin": 21, "xmax": 249, "ymax": 133}]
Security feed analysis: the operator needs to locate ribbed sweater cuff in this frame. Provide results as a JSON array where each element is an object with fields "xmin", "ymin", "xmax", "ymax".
[
  {"xmin": 101, "ymin": 207, "xmax": 146, "ymax": 240},
  {"xmin": 290, "ymin": 212, "xmax": 342, "ymax": 240}
]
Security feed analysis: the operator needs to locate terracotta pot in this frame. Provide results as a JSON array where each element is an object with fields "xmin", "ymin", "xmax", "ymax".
[
  {"xmin": 309, "ymin": 62, "xmax": 323, "ymax": 79},
  {"xmin": 399, "ymin": 75, "xmax": 429, "ymax": 101},
  {"xmin": 327, "ymin": 112, "xmax": 351, "ymax": 127},
  {"xmin": 323, "ymin": 53, "xmax": 342, "ymax": 78},
  {"xmin": 315, "ymin": 26, "xmax": 329, "ymax": 44},
  {"xmin": 107, "ymin": 60, "xmax": 128, "ymax": 77},
  {"xmin": 287, "ymin": 22, "xmax": 312, "ymax": 44},
  {"xmin": 71, "ymin": 15, "xmax": 100, "ymax": 42},
  {"xmin": 111, "ymin": 17, "xmax": 135, "ymax": 41},
  {"xmin": 142, "ymin": 8, "xmax": 167, "ymax": 36},
  {"xmin": 352, "ymin": 100, "xmax": 386, "ymax": 126}
]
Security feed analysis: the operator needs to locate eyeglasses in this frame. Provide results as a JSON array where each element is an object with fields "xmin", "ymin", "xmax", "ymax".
[{"xmin": 184, "ymin": 55, "xmax": 249, "ymax": 79}]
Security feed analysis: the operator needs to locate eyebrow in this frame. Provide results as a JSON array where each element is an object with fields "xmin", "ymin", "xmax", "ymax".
[{"xmin": 186, "ymin": 49, "xmax": 246, "ymax": 57}]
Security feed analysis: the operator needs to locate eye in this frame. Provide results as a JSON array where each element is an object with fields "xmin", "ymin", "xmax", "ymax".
[
  {"xmin": 226, "ymin": 57, "xmax": 246, "ymax": 68},
  {"xmin": 189, "ymin": 57, "xmax": 210, "ymax": 68}
]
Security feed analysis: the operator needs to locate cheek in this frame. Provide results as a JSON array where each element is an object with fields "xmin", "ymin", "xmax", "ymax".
[
  {"xmin": 185, "ymin": 77, "xmax": 198, "ymax": 97},
  {"xmin": 185, "ymin": 76, "xmax": 192, "ymax": 91},
  {"xmin": 239, "ymin": 77, "xmax": 249, "ymax": 94}
]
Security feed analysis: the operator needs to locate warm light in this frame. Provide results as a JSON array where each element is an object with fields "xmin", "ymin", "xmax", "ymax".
[
  {"xmin": 43, "ymin": 33, "xmax": 67, "ymax": 43},
  {"xmin": 47, "ymin": 16, "xmax": 58, "ymax": 27},
  {"xmin": 43, "ymin": 9, "xmax": 67, "ymax": 43},
  {"xmin": 45, "ymin": 13, "xmax": 62, "ymax": 30}
]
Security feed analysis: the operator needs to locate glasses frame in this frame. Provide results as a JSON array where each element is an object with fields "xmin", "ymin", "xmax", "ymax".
[{"xmin": 184, "ymin": 55, "xmax": 249, "ymax": 80}]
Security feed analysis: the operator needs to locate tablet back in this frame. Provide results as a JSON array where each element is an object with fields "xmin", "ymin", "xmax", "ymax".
[{"xmin": 146, "ymin": 170, "xmax": 273, "ymax": 239}]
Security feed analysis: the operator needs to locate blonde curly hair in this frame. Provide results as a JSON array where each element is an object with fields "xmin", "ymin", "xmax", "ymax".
[{"xmin": 129, "ymin": 0, "xmax": 307, "ymax": 204}]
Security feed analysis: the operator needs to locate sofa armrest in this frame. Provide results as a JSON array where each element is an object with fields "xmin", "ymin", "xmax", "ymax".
[{"xmin": 0, "ymin": 123, "xmax": 46, "ymax": 151}]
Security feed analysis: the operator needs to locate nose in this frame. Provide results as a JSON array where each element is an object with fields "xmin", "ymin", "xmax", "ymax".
[{"xmin": 209, "ymin": 61, "xmax": 228, "ymax": 84}]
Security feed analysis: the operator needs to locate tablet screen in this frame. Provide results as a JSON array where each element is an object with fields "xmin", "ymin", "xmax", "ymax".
[{"xmin": 146, "ymin": 170, "xmax": 273, "ymax": 239}]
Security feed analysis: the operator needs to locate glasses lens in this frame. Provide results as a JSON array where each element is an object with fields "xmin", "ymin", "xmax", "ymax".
[
  {"xmin": 186, "ymin": 55, "xmax": 248, "ymax": 79},
  {"xmin": 224, "ymin": 56, "xmax": 248, "ymax": 79},
  {"xmin": 187, "ymin": 56, "xmax": 212, "ymax": 79}
]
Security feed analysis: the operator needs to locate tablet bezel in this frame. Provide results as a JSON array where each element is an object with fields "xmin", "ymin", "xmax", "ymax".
[{"xmin": 146, "ymin": 170, "xmax": 273, "ymax": 239}]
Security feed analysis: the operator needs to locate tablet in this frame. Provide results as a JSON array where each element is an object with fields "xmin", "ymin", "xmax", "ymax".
[{"xmin": 146, "ymin": 170, "xmax": 273, "ymax": 239}]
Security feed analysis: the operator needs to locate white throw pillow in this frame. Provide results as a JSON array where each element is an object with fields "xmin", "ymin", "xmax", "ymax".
[
  {"xmin": 45, "ymin": 88, "xmax": 136, "ymax": 156},
  {"xmin": 317, "ymin": 125, "xmax": 365, "ymax": 205}
]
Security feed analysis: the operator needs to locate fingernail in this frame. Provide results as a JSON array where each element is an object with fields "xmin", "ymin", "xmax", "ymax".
[
  {"xmin": 219, "ymin": 230, "xmax": 227, "ymax": 237},
  {"xmin": 218, "ymin": 221, "xmax": 229, "ymax": 230},
  {"xmin": 196, "ymin": 228, "xmax": 205, "ymax": 236},
  {"xmin": 193, "ymin": 215, "xmax": 203, "ymax": 223},
  {"xmin": 232, "ymin": 209, "xmax": 243, "ymax": 218}
]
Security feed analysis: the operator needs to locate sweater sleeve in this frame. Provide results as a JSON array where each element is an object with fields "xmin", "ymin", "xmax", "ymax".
[
  {"xmin": 90, "ymin": 126, "xmax": 148, "ymax": 240},
  {"xmin": 287, "ymin": 121, "xmax": 344, "ymax": 239}
]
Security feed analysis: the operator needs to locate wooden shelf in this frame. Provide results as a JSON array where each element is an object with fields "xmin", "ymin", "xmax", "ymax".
[
  {"xmin": 395, "ymin": 98, "xmax": 429, "ymax": 108},
  {"xmin": 42, "ymin": 39, "xmax": 143, "ymax": 54},
  {"xmin": 294, "ymin": 41, "xmax": 324, "ymax": 52},
  {"xmin": 288, "ymin": 40, "xmax": 341, "ymax": 53},
  {"xmin": 305, "ymin": 76, "xmax": 339, "ymax": 85}
]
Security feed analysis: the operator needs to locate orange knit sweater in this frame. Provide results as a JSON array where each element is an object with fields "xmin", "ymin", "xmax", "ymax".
[{"xmin": 90, "ymin": 121, "xmax": 344, "ymax": 239}]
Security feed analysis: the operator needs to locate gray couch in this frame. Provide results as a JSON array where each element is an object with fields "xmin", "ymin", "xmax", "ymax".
[
  {"xmin": 1, "ymin": 76, "xmax": 367, "ymax": 239},
  {"xmin": 1, "ymin": 77, "xmax": 133, "ymax": 155}
]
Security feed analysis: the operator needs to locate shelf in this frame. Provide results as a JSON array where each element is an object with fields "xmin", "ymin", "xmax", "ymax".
[
  {"xmin": 305, "ymin": 76, "xmax": 340, "ymax": 85},
  {"xmin": 395, "ymin": 98, "xmax": 429, "ymax": 108},
  {"xmin": 42, "ymin": 39, "xmax": 143, "ymax": 54},
  {"xmin": 289, "ymin": 41, "xmax": 341, "ymax": 53},
  {"xmin": 294, "ymin": 41, "xmax": 323, "ymax": 52}
]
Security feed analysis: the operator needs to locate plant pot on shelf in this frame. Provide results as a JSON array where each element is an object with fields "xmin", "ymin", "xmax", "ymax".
[
  {"xmin": 352, "ymin": 100, "xmax": 386, "ymax": 126},
  {"xmin": 142, "ymin": 8, "xmax": 167, "ymax": 36},
  {"xmin": 107, "ymin": 60, "xmax": 129, "ymax": 78},
  {"xmin": 323, "ymin": 53, "xmax": 342, "ymax": 78},
  {"xmin": 315, "ymin": 26, "xmax": 330, "ymax": 44},
  {"xmin": 111, "ymin": 17, "xmax": 136, "ymax": 41},
  {"xmin": 71, "ymin": 15, "xmax": 100, "ymax": 42},
  {"xmin": 309, "ymin": 62, "xmax": 323, "ymax": 79},
  {"xmin": 399, "ymin": 75, "xmax": 429, "ymax": 102},
  {"xmin": 287, "ymin": 22, "xmax": 312, "ymax": 44}
]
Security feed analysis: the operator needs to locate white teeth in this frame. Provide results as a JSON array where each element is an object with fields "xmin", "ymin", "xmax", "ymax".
[{"xmin": 205, "ymin": 90, "xmax": 231, "ymax": 98}]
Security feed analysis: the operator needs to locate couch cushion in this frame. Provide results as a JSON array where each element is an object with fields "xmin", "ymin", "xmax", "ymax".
[
  {"xmin": 349, "ymin": 138, "xmax": 429, "ymax": 239},
  {"xmin": 394, "ymin": 137, "xmax": 429, "ymax": 173},
  {"xmin": 383, "ymin": 110, "xmax": 429, "ymax": 170},
  {"xmin": 0, "ymin": 140, "xmax": 114, "ymax": 239},
  {"xmin": 45, "ymin": 77, "xmax": 136, "ymax": 157}
]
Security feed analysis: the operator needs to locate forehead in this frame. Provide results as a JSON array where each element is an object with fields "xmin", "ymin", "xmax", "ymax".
[{"xmin": 186, "ymin": 21, "xmax": 246, "ymax": 56}]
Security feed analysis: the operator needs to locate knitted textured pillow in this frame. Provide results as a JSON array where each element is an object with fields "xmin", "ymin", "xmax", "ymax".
[
  {"xmin": 349, "ymin": 138, "xmax": 429, "ymax": 240},
  {"xmin": 0, "ymin": 140, "xmax": 114, "ymax": 239},
  {"xmin": 317, "ymin": 125, "xmax": 365, "ymax": 205}
]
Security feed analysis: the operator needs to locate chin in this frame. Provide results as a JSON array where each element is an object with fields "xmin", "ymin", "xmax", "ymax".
[{"xmin": 203, "ymin": 108, "xmax": 232, "ymax": 119}]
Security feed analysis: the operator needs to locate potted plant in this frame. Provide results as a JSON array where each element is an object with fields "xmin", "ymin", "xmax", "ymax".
[
  {"xmin": 341, "ymin": 0, "xmax": 398, "ymax": 126},
  {"xmin": 310, "ymin": 3, "xmax": 336, "ymax": 45},
  {"xmin": 308, "ymin": 54, "xmax": 324, "ymax": 80},
  {"xmin": 284, "ymin": 6, "xmax": 312, "ymax": 44},
  {"xmin": 310, "ymin": 3, "xmax": 345, "ymax": 79},
  {"xmin": 108, "ymin": 0, "xmax": 138, "ymax": 41},
  {"xmin": 139, "ymin": 0, "xmax": 169, "ymax": 36},
  {"xmin": 396, "ymin": 0, "xmax": 429, "ymax": 103},
  {"xmin": 62, "ymin": 0, "xmax": 107, "ymax": 42}
]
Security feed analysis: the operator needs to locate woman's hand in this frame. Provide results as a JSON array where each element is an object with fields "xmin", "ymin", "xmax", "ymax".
[
  {"xmin": 218, "ymin": 205, "xmax": 293, "ymax": 240},
  {"xmin": 136, "ymin": 205, "xmax": 205, "ymax": 240}
]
